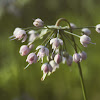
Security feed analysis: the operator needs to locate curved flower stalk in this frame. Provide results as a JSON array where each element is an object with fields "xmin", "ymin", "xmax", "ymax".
[{"xmin": 10, "ymin": 17, "xmax": 100, "ymax": 100}]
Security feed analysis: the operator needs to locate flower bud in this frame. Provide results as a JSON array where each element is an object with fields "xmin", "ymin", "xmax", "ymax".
[
  {"xmin": 28, "ymin": 30, "xmax": 39, "ymax": 43},
  {"xmin": 49, "ymin": 60, "xmax": 59, "ymax": 72},
  {"xmin": 41, "ymin": 63, "xmax": 52, "ymax": 73},
  {"xmin": 13, "ymin": 27, "xmax": 22, "ymax": 36},
  {"xmin": 82, "ymin": 28, "xmax": 91, "ymax": 36},
  {"xmin": 54, "ymin": 54, "xmax": 62, "ymax": 64},
  {"xmin": 33, "ymin": 18, "xmax": 44, "ymax": 27},
  {"xmin": 26, "ymin": 53, "xmax": 37, "ymax": 64},
  {"xmin": 19, "ymin": 45, "xmax": 30, "ymax": 56},
  {"xmin": 66, "ymin": 55, "xmax": 73, "ymax": 66},
  {"xmin": 15, "ymin": 30, "xmax": 26, "ymax": 39},
  {"xmin": 80, "ymin": 35, "xmax": 91, "ymax": 47},
  {"xmin": 62, "ymin": 57, "xmax": 66, "ymax": 64},
  {"xmin": 96, "ymin": 24, "xmax": 100, "ymax": 33},
  {"xmin": 73, "ymin": 53, "xmax": 81, "ymax": 63},
  {"xmin": 70, "ymin": 23, "xmax": 77, "ymax": 29},
  {"xmin": 12, "ymin": 28, "xmax": 27, "ymax": 42},
  {"xmin": 79, "ymin": 51, "xmax": 87, "ymax": 61},
  {"xmin": 41, "ymin": 63, "xmax": 52, "ymax": 81}
]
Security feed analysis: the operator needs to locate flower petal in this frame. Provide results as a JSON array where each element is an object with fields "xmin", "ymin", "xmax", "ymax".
[
  {"xmin": 50, "ymin": 38, "xmax": 56, "ymax": 44},
  {"xmin": 36, "ymin": 45, "xmax": 44, "ymax": 50}
]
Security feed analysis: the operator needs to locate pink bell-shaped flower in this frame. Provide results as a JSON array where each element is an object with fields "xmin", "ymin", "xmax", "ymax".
[
  {"xmin": 50, "ymin": 38, "xmax": 63, "ymax": 50},
  {"xmin": 33, "ymin": 18, "xmax": 44, "ymax": 27},
  {"xmin": 28, "ymin": 30, "xmax": 39, "ymax": 44},
  {"xmin": 82, "ymin": 28, "xmax": 91, "ymax": 36},
  {"xmin": 66, "ymin": 55, "xmax": 73, "ymax": 66},
  {"xmin": 73, "ymin": 53, "xmax": 81, "ymax": 63},
  {"xmin": 49, "ymin": 60, "xmax": 59, "ymax": 73},
  {"xmin": 36, "ymin": 45, "xmax": 49, "ymax": 62},
  {"xmin": 54, "ymin": 54, "xmax": 62, "ymax": 64},
  {"xmin": 80, "ymin": 35, "xmax": 91, "ymax": 47},
  {"xmin": 41, "ymin": 63, "xmax": 52, "ymax": 81},
  {"xmin": 24, "ymin": 53, "xmax": 38, "ymax": 69},
  {"xmin": 79, "ymin": 51, "xmax": 87, "ymax": 61},
  {"xmin": 19, "ymin": 45, "xmax": 30, "ymax": 56},
  {"xmin": 10, "ymin": 27, "xmax": 27, "ymax": 42},
  {"xmin": 26, "ymin": 53, "xmax": 38, "ymax": 64}
]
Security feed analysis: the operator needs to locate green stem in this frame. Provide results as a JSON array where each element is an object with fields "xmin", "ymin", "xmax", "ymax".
[
  {"xmin": 72, "ymin": 26, "xmax": 95, "ymax": 30},
  {"xmin": 70, "ymin": 25, "xmax": 87, "ymax": 100},
  {"xmin": 55, "ymin": 18, "xmax": 87, "ymax": 100},
  {"xmin": 64, "ymin": 30, "xmax": 80, "ymax": 38},
  {"xmin": 77, "ymin": 62, "xmax": 87, "ymax": 100}
]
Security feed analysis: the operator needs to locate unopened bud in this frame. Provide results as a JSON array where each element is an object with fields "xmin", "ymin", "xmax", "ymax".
[
  {"xmin": 80, "ymin": 35, "xmax": 91, "ymax": 47},
  {"xmin": 66, "ymin": 55, "xmax": 73, "ymax": 66},
  {"xmin": 79, "ymin": 51, "xmax": 87, "ymax": 61},
  {"xmin": 73, "ymin": 53, "xmax": 81, "ymax": 63},
  {"xmin": 26, "ymin": 53, "xmax": 37, "ymax": 64},
  {"xmin": 82, "ymin": 28, "xmax": 91, "ymax": 36},
  {"xmin": 54, "ymin": 54, "xmax": 61, "ymax": 64},
  {"xmin": 70, "ymin": 23, "xmax": 77, "ymax": 29},
  {"xmin": 33, "ymin": 18, "xmax": 44, "ymax": 27},
  {"xmin": 19, "ymin": 45, "xmax": 30, "ymax": 56}
]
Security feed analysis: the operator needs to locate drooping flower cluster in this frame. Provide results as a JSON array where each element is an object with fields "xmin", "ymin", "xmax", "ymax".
[{"xmin": 10, "ymin": 18, "xmax": 100, "ymax": 81}]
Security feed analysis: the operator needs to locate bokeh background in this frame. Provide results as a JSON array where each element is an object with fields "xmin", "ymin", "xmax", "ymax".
[{"xmin": 0, "ymin": 0, "xmax": 100, "ymax": 100}]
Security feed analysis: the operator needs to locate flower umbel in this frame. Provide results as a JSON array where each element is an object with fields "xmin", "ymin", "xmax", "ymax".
[
  {"xmin": 10, "ymin": 18, "xmax": 99, "ymax": 80},
  {"xmin": 10, "ymin": 17, "xmax": 100, "ymax": 100}
]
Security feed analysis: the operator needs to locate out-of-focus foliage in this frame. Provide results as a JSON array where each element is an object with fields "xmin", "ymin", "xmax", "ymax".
[
  {"xmin": 0, "ymin": 0, "xmax": 31, "ymax": 18},
  {"xmin": 0, "ymin": 0, "xmax": 100, "ymax": 100}
]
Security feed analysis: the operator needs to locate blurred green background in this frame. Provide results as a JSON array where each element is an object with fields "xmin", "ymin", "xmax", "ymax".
[{"xmin": 0, "ymin": 0, "xmax": 100, "ymax": 100}]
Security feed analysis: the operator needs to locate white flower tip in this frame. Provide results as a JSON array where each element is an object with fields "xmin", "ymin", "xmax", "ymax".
[{"xmin": 41, "ymin": 73, "xmax": 47, "ymax": 81}]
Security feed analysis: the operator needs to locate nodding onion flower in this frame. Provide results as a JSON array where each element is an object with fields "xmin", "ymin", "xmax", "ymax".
[
  {"xmin": 80, "ymin": 35, "xmax": 95, "ymax": 47},
  {"xmin": 33, "ymin": 18, "xmax": 44, "ymax": 27},
  {"xmin": 10, "ymin": 18, "xmax": 100, "ymax": 81},
  {"xmin": 19, "ymin": 45, "xmax": 30, "ymax": 56},
  {"xmin": 36, "ymin": 45, "xmax": 49, "ymax": 63},
  {"xmin": 50, "ymin": 38, "xmax": 63, "ymax": 50}
]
